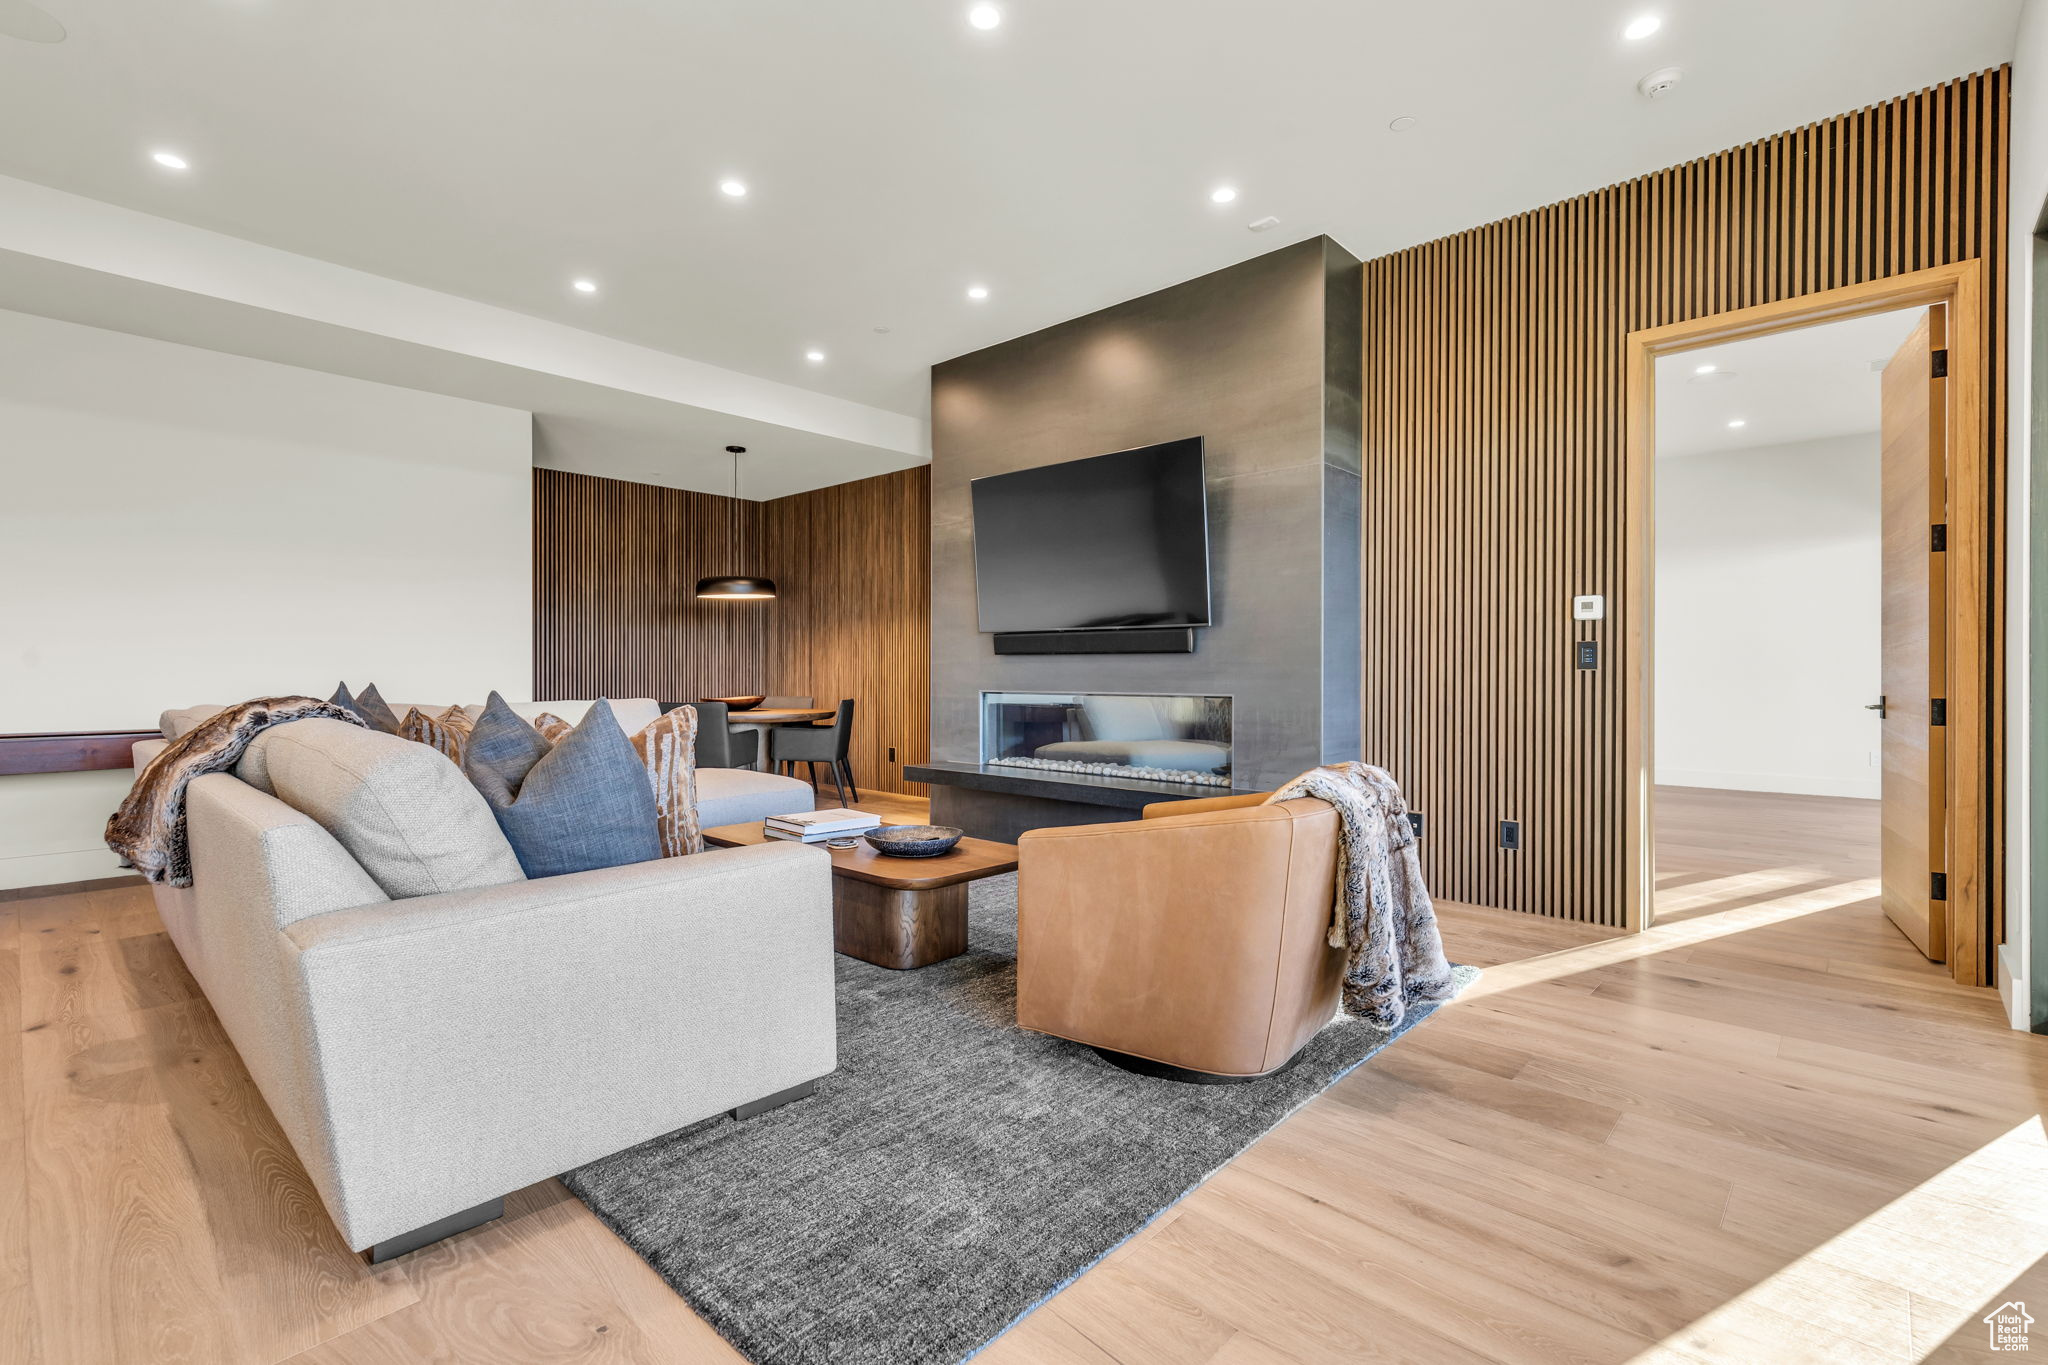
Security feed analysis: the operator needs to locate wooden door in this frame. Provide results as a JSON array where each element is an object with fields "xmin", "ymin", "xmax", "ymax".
[{"xmin": 1878, "ymin": 309, "xmax": 1948, "ymax": 960}]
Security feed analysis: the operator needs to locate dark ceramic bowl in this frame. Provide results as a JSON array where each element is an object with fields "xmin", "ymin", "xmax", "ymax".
[
  {"xmin": 702, "ymin": 694, "xmax": 767, "ymax": 712},
  {"xmin": 864, "ymin": 824, "xmax": 964, "ymax": 858}
]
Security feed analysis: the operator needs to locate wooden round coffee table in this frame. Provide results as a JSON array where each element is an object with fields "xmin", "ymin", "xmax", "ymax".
[{"xmin": 702, "ymin": 822, "xmax": 1018, "ymax": 969}]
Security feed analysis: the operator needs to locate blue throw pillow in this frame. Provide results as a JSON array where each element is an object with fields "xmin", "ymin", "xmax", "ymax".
[
  {"xmin": 467, "ymin": 696, "xmax": 661, "ymax": 878},
  {"xmin": 328, "ymin": 682, "xmax": 368, "ymax": 725},
  {"xmin": 463, "ymin": 690, "xmax": 552, "ymax": 794},
  {"xmin": 352, "ymin": 682, "xmax": 404, "ymax": 735}
]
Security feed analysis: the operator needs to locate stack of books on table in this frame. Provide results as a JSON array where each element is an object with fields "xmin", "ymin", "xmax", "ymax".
[{"xmin": 764, "ymin": 809, "xmax": 882, "ymax": 843}]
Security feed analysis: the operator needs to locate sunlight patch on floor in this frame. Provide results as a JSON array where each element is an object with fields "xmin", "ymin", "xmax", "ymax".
[
  {"xmin": 1628, "ymin": 1117, "xmax": 2048, "ymax": 1363},
  {"xmin": 1454, "ymin": 875, "xmax": 1879, "ymax": 1003}
]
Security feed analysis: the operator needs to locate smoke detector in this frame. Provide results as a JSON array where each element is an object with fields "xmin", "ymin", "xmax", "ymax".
[{"xmin": 1638, "ymin": 66, "xmax": 1682, "ymax": 100}]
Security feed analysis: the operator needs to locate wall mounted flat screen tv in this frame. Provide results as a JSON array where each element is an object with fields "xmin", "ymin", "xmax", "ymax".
[{"xmin": 970, "ymin": 437, "xmax": 1211, "ymax": 634}]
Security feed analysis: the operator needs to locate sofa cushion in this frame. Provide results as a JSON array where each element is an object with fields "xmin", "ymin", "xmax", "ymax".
[
  {"xmin": 252, "ymin": 718, "xmax": 525, "ymax": 899},
  {"xmin": 697, "ymin": 768, "xmax": 815, "ymax": 829},
  {"xmin": 468, "ymin": 698, "xmax": 662, "ymax": 879}
]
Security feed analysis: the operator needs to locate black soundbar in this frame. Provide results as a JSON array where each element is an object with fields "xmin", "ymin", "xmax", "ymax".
[{"xmin": 992, "ymin": 628, "xmax": 1196, "ymax": 655}]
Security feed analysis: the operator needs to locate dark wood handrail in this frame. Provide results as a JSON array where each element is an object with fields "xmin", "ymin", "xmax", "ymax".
[{"xmin": 0, "ymin": 730, "xmax": 159, "ymax": 777}]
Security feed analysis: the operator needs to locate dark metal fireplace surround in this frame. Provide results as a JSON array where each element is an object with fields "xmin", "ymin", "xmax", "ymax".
[{"xmin": 916, "ymin": 237, "xmax": 1363, "ymax": 842}]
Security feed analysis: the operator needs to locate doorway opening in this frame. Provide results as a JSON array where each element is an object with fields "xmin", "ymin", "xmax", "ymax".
[
  {"xmin": 1650, "ymin": 309, "xmax": 1920, "ymax": 943},
  {"xmin": 1625, "ymin": 263, "xmax": 1994, "ymax": 987}
]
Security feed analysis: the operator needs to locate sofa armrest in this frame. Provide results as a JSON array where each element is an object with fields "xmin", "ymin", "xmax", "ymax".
[
  {"xmin": 281, "ymin": 841, "xmax": 836, "ymax": 1250},
  {"xmin": 1139, "ymin": 791, "xmax": 1271, "ymax": 820}
]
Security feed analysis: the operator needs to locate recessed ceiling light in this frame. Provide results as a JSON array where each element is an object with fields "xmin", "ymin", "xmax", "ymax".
[
  {"xmin": 967, "ymin": 4, "xmax": 1001, "ymax": 30},
  {"xmin": 1623, "ymin": 14, "xmax": 1661, "ymax": 40},
  {"xmin": 805, "ymin": 349, "xmax": 826, "ymax": 363},
  {"xmin": 967, "ymin": 284, "xmax": 990, "ymax": 301},
  {"xmin": 719, "ymin": 179, "xmax": 748, "ymax": 198},
  {"xmin": 151, "ymin": 150, "xmax": 189, "ymax": 171},
  {"xmin": 1694, "ymin": 363, "xmax": 1718, "ymax": 375},
  {"xmin": 1727, "ymin": 418, "xmax": 1747, "ymax": 429},
  {"xmin": 1210, "ymin": 186, "xmax": 1238, "ymax": 205},
  {"xmin": 1388, "ymin": 115, "xmax": 1419, "ymax": 133},
  {"xmin": 571, "ymin": 278, "xmax": 598, "ymax": 294}
]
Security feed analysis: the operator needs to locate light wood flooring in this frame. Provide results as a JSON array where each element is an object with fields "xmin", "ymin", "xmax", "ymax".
[{"xmin": 2, "ymin": 784, "xmax": 2043, "ymax": 1362}]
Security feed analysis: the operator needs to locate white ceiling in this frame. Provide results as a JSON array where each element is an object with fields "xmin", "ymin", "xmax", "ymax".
[
  {"xmin": 0, "ymin": 0, "xmax": 2023, "ymax": 478},
  {"xmin": 1655, "ymin": 308, "xmax": 1927, "ymax": 458}
]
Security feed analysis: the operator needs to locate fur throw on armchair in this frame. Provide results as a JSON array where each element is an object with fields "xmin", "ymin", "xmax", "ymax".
[
  {"xmin": 107, "ymin": 696, "xmax": 367, "ymax": 887},
  {"xmin": 1264, "ymin": 762, "xmax": 1461, "ymax": 1027}
]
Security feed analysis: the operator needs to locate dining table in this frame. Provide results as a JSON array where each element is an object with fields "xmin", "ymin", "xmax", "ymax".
[{"xmin": 725, "ymin": 706, "xmax": 835, "ymax": 771}]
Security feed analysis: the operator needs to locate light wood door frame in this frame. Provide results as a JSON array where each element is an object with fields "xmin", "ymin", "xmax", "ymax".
[{"xmin": 1623, "ymin": 260, "xmax": 1992, "ymax": 985}]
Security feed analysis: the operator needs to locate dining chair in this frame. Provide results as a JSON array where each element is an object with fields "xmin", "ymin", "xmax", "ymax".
[
  {"xmin": 681, "ymin": 701, "xmax": 758, "ymax": 769},
  {"xmin": 769, "ymin": 699, "xmax": 858, "ymax": 805},
  {"xmin": 762, "ymin": 695, "xmax": 815, "ymax": 709}
]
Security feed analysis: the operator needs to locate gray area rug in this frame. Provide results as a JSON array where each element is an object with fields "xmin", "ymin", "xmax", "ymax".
[{"xmin": 564, "ymin": 874, "xmax": 1476, "ymax": 1365}]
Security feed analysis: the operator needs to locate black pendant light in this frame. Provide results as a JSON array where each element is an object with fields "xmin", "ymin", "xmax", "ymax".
[{"xmin": 695, "ymin": 445, "xmax": 777, "ymax": 600}]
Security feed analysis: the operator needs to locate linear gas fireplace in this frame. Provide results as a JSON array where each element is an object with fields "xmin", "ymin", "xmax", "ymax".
[{"xmin": 980, "ymin": 691, "xmax": 1232, "ymax": 788}]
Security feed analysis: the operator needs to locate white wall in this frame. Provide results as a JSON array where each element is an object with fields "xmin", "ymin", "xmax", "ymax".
[
  {"xmin": 2004, "ymin": 0, "xmax": 2048, "ymax": 1028},
  {"xmin": 0, "ymin": 308, "xmax": 533, "ymax": 890},
  {"xmin": 1655, "ymin": 434, "xmax": 1882, "ymax": 800}
]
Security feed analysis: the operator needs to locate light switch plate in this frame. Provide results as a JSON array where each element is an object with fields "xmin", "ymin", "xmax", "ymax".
[{"xmin": 1572, "ymin": 594, "xmax": 1605, "ymax": 621}]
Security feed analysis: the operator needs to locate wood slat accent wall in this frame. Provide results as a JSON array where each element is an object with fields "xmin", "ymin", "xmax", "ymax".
[
  {"xmin": 533, "ymin": 465, "xmax": 932, "ymax": 796},
  {"xmin": 533, "ymin": 468, "xmax": 770, "ymax": 704},
  {"xmin": 1360, "ymin": 67, "xmax": 2009, "ymax": 927},
  {"xmin": 766, "ymin": 466, "xmax": 932, "ymax": 796}
]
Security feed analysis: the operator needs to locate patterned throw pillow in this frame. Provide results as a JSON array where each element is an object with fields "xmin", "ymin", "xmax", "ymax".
[
  {"xmin": 400, "ymin": 706, "xmax": 474, "ymax": 765},
  {"xmin": 530, "ymin": 712, "xmax": 572, "ymax": 744},
  {"xmin": 631, "ymin": 705, "xmax": 702, "ymax": 857}
]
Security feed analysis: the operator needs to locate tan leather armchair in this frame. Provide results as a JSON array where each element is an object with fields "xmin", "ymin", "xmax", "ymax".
[{"xmin": 1015, "ymin": 792, "xmax": 1345, "ymax": 1081}]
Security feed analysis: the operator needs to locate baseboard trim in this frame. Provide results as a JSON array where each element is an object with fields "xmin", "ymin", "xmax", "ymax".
[
  {"xmin": 0, "ymin": 873, "xmax": 145, "ymax": 903},
  {"xmin": 1654, "ymin": 768, "xmax": 1881, "ymax": 801}
]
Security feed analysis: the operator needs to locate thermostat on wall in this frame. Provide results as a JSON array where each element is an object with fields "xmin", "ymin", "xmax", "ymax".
[{"xmin": 1572, "ymin": 595, "xmax": 1605, "ymax": 621}]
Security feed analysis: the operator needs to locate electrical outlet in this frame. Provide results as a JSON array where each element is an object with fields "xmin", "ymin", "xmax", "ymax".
[
  {"xmin": 1499, "ymin": 820, "xmax": 1522, "ymax": 851},
  {"xmin": 1869, "ymin": 750, "xmax": 1880, "ymax": 767},
  {"xmin": 1407, "ymin": 812, "xmax": 1424, "ymax": 838}
]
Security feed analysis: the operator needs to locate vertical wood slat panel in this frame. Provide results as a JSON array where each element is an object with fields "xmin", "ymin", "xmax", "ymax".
[
  {"xmin": 532, "ymin": 465, "xmax": 932, "ymax": 798},
  {"xmin": 1360, "ymin": 68, "xmax": 2008, "ymax": 927},
  {"xmin": 764, "ymin": 467, "xmax": 932, "ymax": 797},
  {"xmin": 532, "ymin": 467, "xmax": 770, "ymax": 708}
]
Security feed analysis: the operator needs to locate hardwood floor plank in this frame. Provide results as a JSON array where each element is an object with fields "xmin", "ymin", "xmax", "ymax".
[
  {"xmin": 0, "ymin": 942, "xmax": 40, "ymax": 1365},
  {"xmin": 20, "ymin": 934, "xmax": 249, "ymax": 1364},
  {"xmin": 283, "ymin": 1180, "xmax": 740, "ymax": 1365},
  {"xmin": 141, "ymin": 998, "xmax": 415, "ymax": 1361},
  {"xmin": 4, "ymin": 786, "xmax": 2043, "ymax": 1364}
]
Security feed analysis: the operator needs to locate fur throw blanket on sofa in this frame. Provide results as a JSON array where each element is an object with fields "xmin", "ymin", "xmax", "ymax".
[
  {"xmin": 107, "ymin": 696, "xmax": 367, "ymax": 887},
  {"xmin": 1264, "ymin": 762, "xmax": 1460, "ymax": 1027}
]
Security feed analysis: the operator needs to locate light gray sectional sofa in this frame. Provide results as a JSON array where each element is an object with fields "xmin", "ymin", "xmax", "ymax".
[{"xmin": 133, "ymin": 698, "xmax": 834, "ymax": 1260}]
